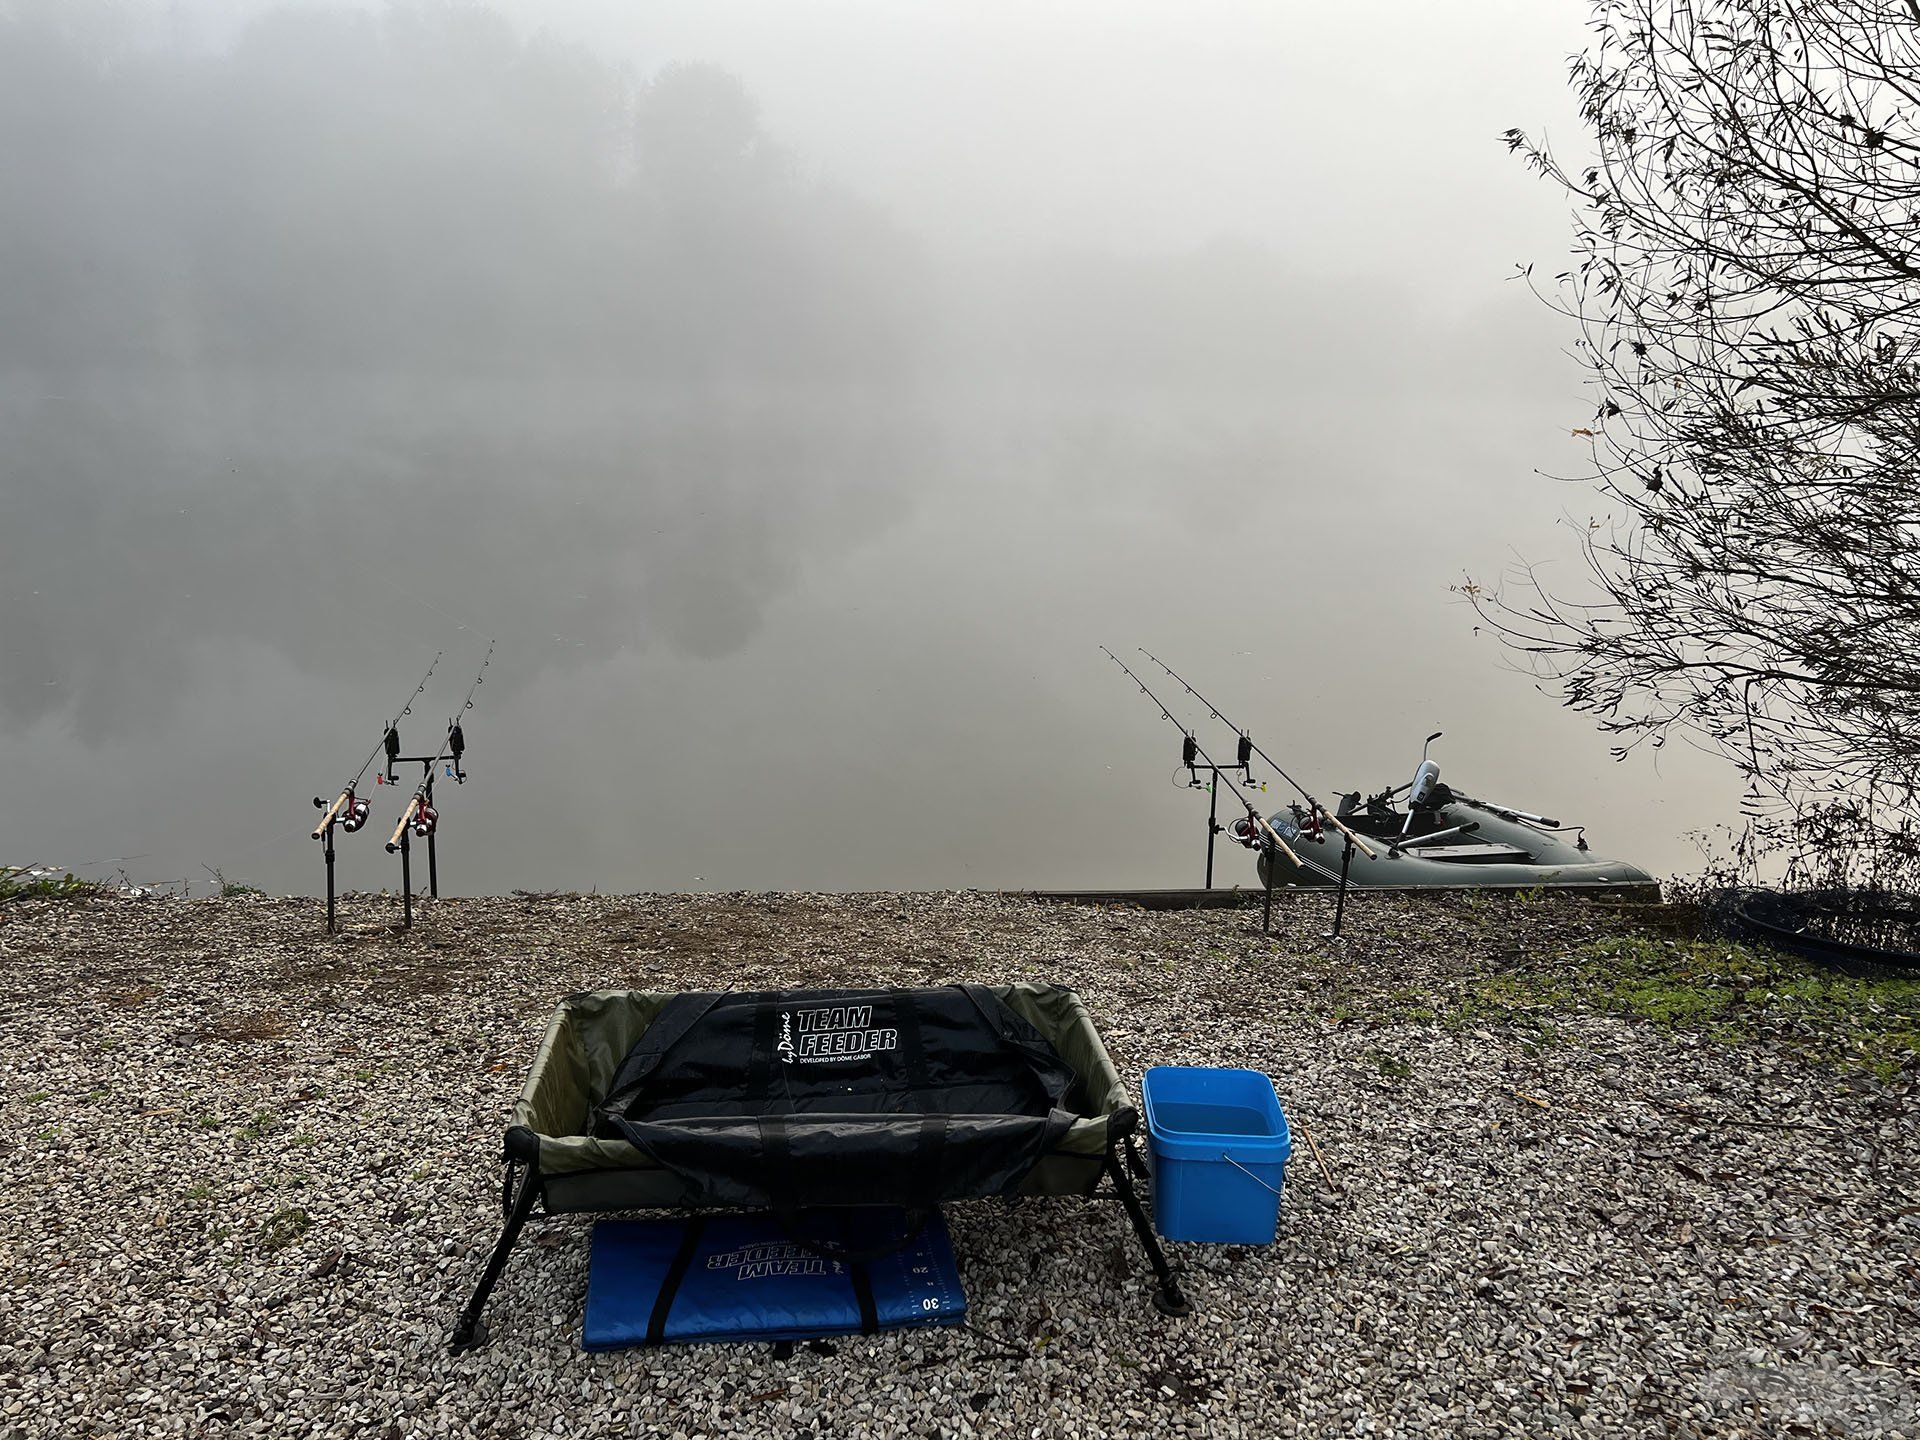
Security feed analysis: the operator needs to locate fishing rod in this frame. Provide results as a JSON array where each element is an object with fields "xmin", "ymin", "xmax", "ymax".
[
  {"xmin": 310, "ymin": 652, "xmax": 443, "ymax": 933},
  {"xmin": 384, "ymin": 642, "xmax": 491, "ymax": 927},
  {"xmin": 387, "ymin": 641, "xmax": 491, "ymax": 855},
  {"xmin": 1137, "ymin": 649, "xmax": 1377, "ymax": 861},
  {"xmin": 312, "ymin": 651, "xmax": 442, "ymax": 840},
  {"xmin": 1101, "ymin": 647, "xmax": 1301, "ymax": 880}
]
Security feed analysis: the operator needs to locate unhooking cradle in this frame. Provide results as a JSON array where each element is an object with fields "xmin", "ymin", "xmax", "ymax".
[{"xmin": 449, "ymin": 982, "xmax": 1190, "ymax": 1351}]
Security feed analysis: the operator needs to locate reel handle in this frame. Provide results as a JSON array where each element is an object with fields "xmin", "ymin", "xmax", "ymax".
[{"xmin": 313, "ymin": 791, "xmax": 352, "ymax": 840}]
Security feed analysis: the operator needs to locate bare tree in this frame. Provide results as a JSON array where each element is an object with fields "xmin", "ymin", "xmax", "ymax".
[{"xmin": 1478, "ymin": 0, "xmax": 1920, "ymax": 885}]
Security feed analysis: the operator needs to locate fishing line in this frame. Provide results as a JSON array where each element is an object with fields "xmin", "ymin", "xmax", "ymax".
[
  {"xmin": 1138, "ymin": 649, "xmax": 1318, "ymax": 809},
  {"xmin": 1100, "ymin": 646, "xmax": 1300, "ymax": 866},
  {"xmin": 1137, "ymin": 649, "xmax": 1378, "ymax": 861},
  {"xmin": 386, "ymin": 641, "xmax": 492, "ymax": 854},
  {"xmin": 312, "ymin": 651, "xmax": 442, "ymax": 838}
]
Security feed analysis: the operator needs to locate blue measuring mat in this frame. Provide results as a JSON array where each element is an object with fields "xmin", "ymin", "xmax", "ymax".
[{"xmin": 582, "ymin": 1207, "xmax": 965, "ymax": 1349}]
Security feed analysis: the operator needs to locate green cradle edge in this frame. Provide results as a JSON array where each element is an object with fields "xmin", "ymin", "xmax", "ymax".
[{"xmin": 510, "ymin": 982, "xmax": 1130, "ymax": 1189}]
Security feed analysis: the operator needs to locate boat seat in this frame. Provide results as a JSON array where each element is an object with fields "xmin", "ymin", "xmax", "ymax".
[{"xmin": 1409, "ymin": 844, "xmax": 1534, "ymax": 863}]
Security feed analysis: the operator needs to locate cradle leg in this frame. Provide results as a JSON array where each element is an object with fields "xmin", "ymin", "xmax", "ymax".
[
  {"xmin": 450, "ymin": 1162, "xmax": 540, "ymax": 1353},
  {"xmin": 1105, "ymin": 1150, "xmax": 1192, "ymax": 1317}
]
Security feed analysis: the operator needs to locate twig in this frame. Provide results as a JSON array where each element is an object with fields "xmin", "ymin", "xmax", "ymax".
[
  {"xmin": 1645, "ymin": 1097, "xmax": 1841, "ymax": 1136},
  {"xmin": 1295, "ymin": 1117, "xmax": 1339, "ymax": 1191},
  {"xmin": 959, "ymin": 1320, "xmax": 1030, "ymax": 1361}
]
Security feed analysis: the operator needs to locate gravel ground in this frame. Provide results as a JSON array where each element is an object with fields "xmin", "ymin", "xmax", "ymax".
[{"xmin": 1, "ymin": 888, "xmax": 1916, "ymax": 1439}]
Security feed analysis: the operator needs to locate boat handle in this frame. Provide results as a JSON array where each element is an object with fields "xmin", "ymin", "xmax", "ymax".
[{"xmin": 1221, "ymin": 1154, "xmax": 1285, "ymax": 1197}]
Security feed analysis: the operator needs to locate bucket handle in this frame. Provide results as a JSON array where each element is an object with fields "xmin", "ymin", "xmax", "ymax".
[{"xmin": 1221, "ymin": 1153, "xmax": 1284, "ymax": 1197}]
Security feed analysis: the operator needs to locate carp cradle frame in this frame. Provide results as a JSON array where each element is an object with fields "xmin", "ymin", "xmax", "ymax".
[
  {"xmin": 449, "ymin": 1114, "xmax": 1190, "ymax": 1354},
  {"xmin": 450, "ymin": 985, "xmax": 1197, "ymax": 1354}
]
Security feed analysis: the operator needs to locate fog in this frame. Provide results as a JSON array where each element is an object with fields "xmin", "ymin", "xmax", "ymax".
[{"xmin": 0, "ymin": 0, "xmax": 1740, "ymax": 897}]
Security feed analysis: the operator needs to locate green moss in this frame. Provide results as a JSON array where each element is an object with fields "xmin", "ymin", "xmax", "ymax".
[
  {"xmin": 1471, "ymin": 933, "xmax": 1920, "ymax": 1080},
  {"xmin": 1369, "ymin": 1049, "xmax": 1413, "ymax": 1079},
  {"xmin": 259, "ymin": 1207, "xmax": 311, "ymax": 1253}
]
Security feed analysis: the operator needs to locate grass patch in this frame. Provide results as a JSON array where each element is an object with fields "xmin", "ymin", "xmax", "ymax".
[
  {"xmin": 0, "ymin": 868, "xmax": 98, "ymax": 905},
  {"xmin": 259, "ymin": 1207, "xmax": 311, "ymax": 1253},
  {"xmin": 202, "ymin": 867, "xmax": 265, "ymax": 898},
  {"xmin": 1469, "ymin": 933, "xmax": 1920, "ymax": 1079},
  {"xmin": 1368, "ymin": 1049, "xmax": 1413, "ymax": 1079},
  {"xmin": 240, "ymin": 1110, "xmax": 286, "ymax": 1142}
]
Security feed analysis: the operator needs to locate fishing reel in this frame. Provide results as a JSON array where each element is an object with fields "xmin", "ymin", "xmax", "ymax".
[
  {"xmin": 1229, "ymin": 807, "xmax": 1316, "ymax": 850},
  {"xmin": 312, "ymin": 789, "xmax": 373, "ymax": 838},
  {"xmin": 412, "ymin": 802, "xmax": 438, "ymax": 839}
]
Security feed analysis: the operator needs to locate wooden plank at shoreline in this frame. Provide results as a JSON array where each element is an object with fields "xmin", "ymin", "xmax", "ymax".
[{"xmin": 1014, "ymin": 881, "xmax": 1663, "ymax": 910}]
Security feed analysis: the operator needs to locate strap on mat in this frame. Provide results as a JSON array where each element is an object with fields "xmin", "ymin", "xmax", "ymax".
[{"xmin": 644, "ymin": 1215, "xmax": 709, "ymax": 1345}]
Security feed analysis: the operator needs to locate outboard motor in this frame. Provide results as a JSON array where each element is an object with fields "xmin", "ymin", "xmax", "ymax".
[{"xmin": 1402, "ymin": 732, "xmax": 1444, "ymax": 835}]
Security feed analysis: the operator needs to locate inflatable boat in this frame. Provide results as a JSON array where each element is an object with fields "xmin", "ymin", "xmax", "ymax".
[{"xmin": 1236, "ymin": 735, "xmax": 1655, "ymax": 893}]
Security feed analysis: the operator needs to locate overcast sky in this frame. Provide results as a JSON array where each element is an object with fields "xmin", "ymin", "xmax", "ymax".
[{"xmin": 0, "ymin": 0, "xmax": 1741, "ymax": 898}]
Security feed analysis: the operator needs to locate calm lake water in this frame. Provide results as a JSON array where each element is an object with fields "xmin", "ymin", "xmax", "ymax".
[{"xmin": 0, "ymin": 4, "xmax": 1739, "ymax": 897}]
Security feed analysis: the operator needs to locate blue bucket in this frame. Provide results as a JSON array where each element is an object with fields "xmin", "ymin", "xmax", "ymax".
[{"xmin": 1141, "ymin": 1066, "xmax": 1291, "ymax": 1244}]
